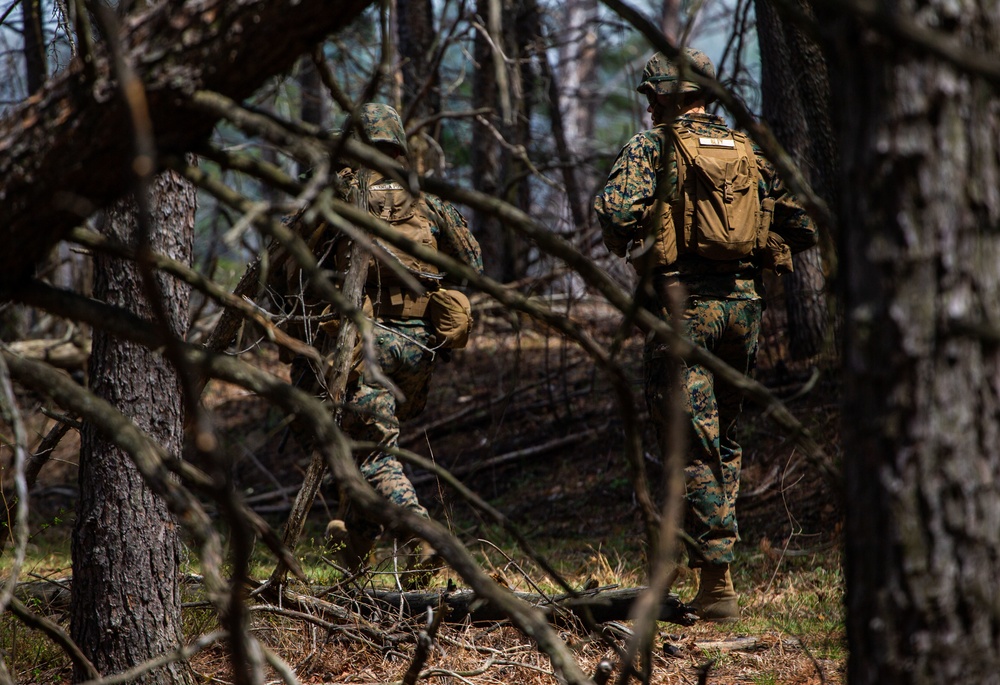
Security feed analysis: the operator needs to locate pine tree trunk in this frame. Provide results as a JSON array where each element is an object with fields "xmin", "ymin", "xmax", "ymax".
[
  {"xmin": 22, "ymin": 0, "xmax": 47, "ymax": 95},
  {"xmin": 471, "ymin": 0, "xmax": 514, "ymax": 281},
  {"xmin": 755, "ymin": 0, "xmax": 830, "ymax": 361},
  {"xmin": 72, "ymin": 171, "xmax": 195, "ymax": 684},
  {"xmin": 829, "ymin": 2, "xmax": 1000, "ymax": 681},
  {"xmin": 397, "ymin": 0, "xmax": 442, "ymax": 174},
  {"xmin": 784, "ymin": 246, "xmax": 827, "ymax": 359}
]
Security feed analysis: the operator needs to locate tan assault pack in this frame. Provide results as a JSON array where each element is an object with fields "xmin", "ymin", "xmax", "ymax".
[
  {"xmin": 332, "ymin": 174, "xmax": 442, "ymax": 319},
  {"xmin": 343, "ymin": 175, "xmax": 474, "ymax": 347},
  {"xmin": 634, "ymin": 126, "xmax": 776, "ymax": 272},
  {"xmin": 272, "ymin": 172, "xmax": 475, "ymax": 353}
]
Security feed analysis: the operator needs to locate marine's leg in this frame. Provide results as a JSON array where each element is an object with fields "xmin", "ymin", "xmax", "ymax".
[
  {"xmin": 711, "ymin": 298, "xmax": 762, "ymax": 544},
  {"xmin": 339, "ymin": 323, "xmax": 442, "ymax": 586},
  {"xmin": 689, "ymin": 298, "xmax": 761, "ymax": 621}
]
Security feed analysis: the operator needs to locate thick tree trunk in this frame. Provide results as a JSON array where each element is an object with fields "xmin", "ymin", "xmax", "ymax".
[
  {"xmin": 755, "ymin": 0, "xmax": 830, "ymax": 361},
  {"xmin": 397, "ymin": 0, "xmax": 439, "ymax": 113},
  {"xmin": 396, "ymin": 0, "xmax": 443, "ymax": 174},
  {"xmin": 828, "ymin": 2, "xmax": 1000, "ymax": 682},
  {"xmin": 72, "ymin": 171, "xmax": 196, "ymax": 684},
  {"xmin": 471, "ymin": 0, "xmax": 535, "ymax": 283},
  {"xmin": 784, "ymin": 246, "xmax": 827, "ymax": 359},
  {"xmin": 471, "ymin": 0, "xmax": 510, "ymax": 282}
]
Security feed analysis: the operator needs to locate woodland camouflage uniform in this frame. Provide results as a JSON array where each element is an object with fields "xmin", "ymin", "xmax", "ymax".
[
  {"xmin": 277, "ymin": 104, "xmax": 482, "ymax": 576},
  {"xmin": 594, "ymin": 49, "xmax": 817, "ymax": 618}
]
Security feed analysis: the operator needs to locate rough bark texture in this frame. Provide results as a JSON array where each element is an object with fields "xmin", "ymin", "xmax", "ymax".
[
  {"xmin": 0, "ymin": 0, "xmax": 372, "ymax": 287},
  {"xmin": 827, "ymin": 2, "xmax": 1000, "ymax": 683},
  {"xmin": 72, "ymin": 171, "xmax": 196, "ymax": 684},
  {"xmin": 784, "ymin": 245, "xmax": 828, "ymax": 358},
  {"xmin": 22, "ymin": 0, "xmax": 47, "ymax": 95},
  {"xmin": 755, "ymin": 0, "xmax": 830, "ymax": 360},
  {"xmin": 397, "ymin": 0, "xmax": 442, "ymax": 175}
]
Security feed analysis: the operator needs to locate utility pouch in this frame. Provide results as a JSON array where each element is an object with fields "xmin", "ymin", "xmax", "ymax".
[
  {"xmin": 760, "ymin": 232, "xmax": 793, "ymax": 275},
  {"xmin": 428, "ymin": 289, "xmax": 473, "ymax": 349}
]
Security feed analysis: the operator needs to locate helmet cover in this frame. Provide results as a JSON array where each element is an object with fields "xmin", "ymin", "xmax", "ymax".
[
  {"xmin": 358, "ymin": 103, "xmax": 408, "ymax": 155},
  {"xmin": 637, "ymin": 48, "xmax": 716, "ymax": 96}
]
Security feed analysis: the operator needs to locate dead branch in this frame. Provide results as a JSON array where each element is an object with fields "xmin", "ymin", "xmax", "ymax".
[
  {"xmin": 409, "ymin": 427, "xmax": 603, "ymax": 485},
  {"xmin": 3, "ymin": 338, "xmax": 90, "ymax": 370},
  {"xmin": 354, "ymin": 586, "xmax": 696, "ymax": 626},
  {"xmin": 269, "ymin": 230, "xmax": 371, "ymax": 587},
  {"xmin": 8, "ymin": 596, "xmax": 100, "ymax": 680},
  {"xmin": 0, "ymin": 0, "xmax": 373, "ymax": 285},
  {"xmin": 7, "ymin": 280, "xmax": 597, "ymax": 685}
]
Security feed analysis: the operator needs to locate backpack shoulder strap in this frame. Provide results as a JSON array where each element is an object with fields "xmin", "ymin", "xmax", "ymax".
[{"xmin": 671, "ymin": 126, "xmax": 699, "ymax": 249}]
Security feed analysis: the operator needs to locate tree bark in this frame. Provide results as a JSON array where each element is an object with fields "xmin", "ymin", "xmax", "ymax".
[
  {"xmin": 755, "ymin": 0, "xmax": 830, "ymax": 361},
  {"xmin": 357, "ymin": 586, "xmax": 696, "ymax": 625},
  {"xmin": 471, "ymin": 0, "xmax": 533, "ymax": 283},
  {"xmin": 22, "ymin": 0, "xmax": 47, "ymax": 95},
  {"xmin": 827, "ymin": 2, "xmax": 1000, "ymax": 682},
  {"xmin": 0, "ymin": 0, "xmax": 372, "ymax": 287},
  {"xmin": 72, "ymin": 171, "xmax": 196, "ymax": 684}
]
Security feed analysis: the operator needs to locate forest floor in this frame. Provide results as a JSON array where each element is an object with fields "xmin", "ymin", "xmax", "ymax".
[{"xmin": 8, "ymin": 295, "xmax": 844, "ymax": 684}]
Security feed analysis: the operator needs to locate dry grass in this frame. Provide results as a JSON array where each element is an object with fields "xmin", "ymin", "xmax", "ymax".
[{"xmin": 1, "ymin": 295, "xmax": 844, "ymax": 684}]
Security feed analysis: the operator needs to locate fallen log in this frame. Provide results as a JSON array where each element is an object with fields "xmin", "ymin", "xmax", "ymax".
[
  {"xmin": 14, "ymin": 577, "xmax": 697, "ymax": 628},
  {"xmin": 351, "ymin": 585, "xmax": 697, "ymax": 626},
  {"xmin": 6, "ymin": 338, "xmax": 90, "ymax": 370}
]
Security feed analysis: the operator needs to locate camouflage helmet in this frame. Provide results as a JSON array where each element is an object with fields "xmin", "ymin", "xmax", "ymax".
[
  {"xmin": 636, "ymin": 48, "xmax": 715, "ymax": 96},
  {"xmin": 358, "ymin": 103, "xmax": 408, "ymax": 155}
]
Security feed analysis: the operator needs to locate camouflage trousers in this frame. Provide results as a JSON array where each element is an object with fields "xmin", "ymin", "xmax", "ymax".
[
  {"xmin": 644, "ymin": 297, "xmax": 761, "ymax": 566},
  {"xmin": 340, "ymin": 319, "xmax": 436, "ymax": 518},
  {"xmin": 290, "ymin": 319, "xmax": 437, "ymax": 523}
]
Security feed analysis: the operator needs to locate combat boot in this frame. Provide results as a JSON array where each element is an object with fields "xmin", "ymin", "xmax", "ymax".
[
  {"xmin": 325, "ymin": 518, "xmax": 378, "ymax": 574},
  {"xmin": 691, "ymin": 563, "xmax": 739, "ymax": 621}
]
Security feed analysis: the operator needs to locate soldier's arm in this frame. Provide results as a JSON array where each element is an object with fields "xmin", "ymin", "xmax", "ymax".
[
  {"xmin": 426, "ymin": 195, "xmax": 484, "ymax": 277},
  {"xmin": 755, "ymin": 157, "xmax": 818, "ymax": 255},
  {"xmin": 594, "ymin": 132, "xmax": 662, "ymax": 257}
]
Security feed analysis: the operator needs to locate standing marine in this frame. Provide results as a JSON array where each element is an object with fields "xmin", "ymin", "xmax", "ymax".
[
  {"xmin": 593, "ymin": 49, "xmax": 818, "ymax": 620},
  {"xmin": 272, "ymin": 103, "xmax": 483, "ymax": 587}
]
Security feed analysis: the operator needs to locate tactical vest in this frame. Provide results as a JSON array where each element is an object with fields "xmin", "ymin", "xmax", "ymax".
[
  {"xmin": 338, "ymin": 173, "xmax": 441, "ymax": 318},
  {"xmin": 632, "ymin": 125, "xmax": 774, "ymax": 273}
]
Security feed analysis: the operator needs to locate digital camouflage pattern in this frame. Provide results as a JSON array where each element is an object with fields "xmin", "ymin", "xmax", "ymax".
[
  {"xmin": 330, "ymin": 170, "xmax": 481, "ymax": 524},
  {"xmin": 359, "ymin": 103, "xmax": 408, "ymax": 153},
  {"xmin": 340, "ymin": 320, "xmax": 437, "ymax": 515},
  {"xmin": 595, "ymin": 105, "xmax": 817, "ymax": 567},
  {"xmin": 644, "ymin": 296, "xmax": 761, "ymax": 565},
  {"xmin": 594, "ymin": 112, "xmax": 817, "ymax": 298},
  {"xmin": 637, "ymin": 48, "xmax": 716, "ymax": 96}
]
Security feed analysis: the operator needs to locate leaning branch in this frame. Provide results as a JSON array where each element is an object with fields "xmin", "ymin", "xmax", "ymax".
[
  {"xmin": 0, "ymin": 0, "xmax": 376, "ymax": 284},
  {"xmin": 4, "ymin": 280, "xmax": 596, "ymax": 685}
]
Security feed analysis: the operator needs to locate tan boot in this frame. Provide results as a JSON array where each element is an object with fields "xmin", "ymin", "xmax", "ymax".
[
  {"xmin": 325, "ymin": 518, "xmax": 377, "ymax": 574},
  {"xmin": 691, "ymin": 564, "xmax": 739, "ymax": 621}
]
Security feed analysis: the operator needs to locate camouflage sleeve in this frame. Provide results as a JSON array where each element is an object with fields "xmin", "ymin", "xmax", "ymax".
[
  {"xmin": 754, "ymin": 155, "xmax": 818, "ymax": 255},
  {"xmin": 425, "ymin": 194, "xmax": 484, "ymax": 277},
  {"xmin": 593, "ymin": 131, "xmax": 665, "ymax": 258}
]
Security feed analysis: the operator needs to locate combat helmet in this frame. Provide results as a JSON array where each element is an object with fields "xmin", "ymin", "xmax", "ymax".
[
  {"xmin": 358, "ymin": 103, "xmax": 408, "ymax": 155},
  {"xmin": 636, "ymin": 48, "xmax": 715, "ymax": 96}
]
